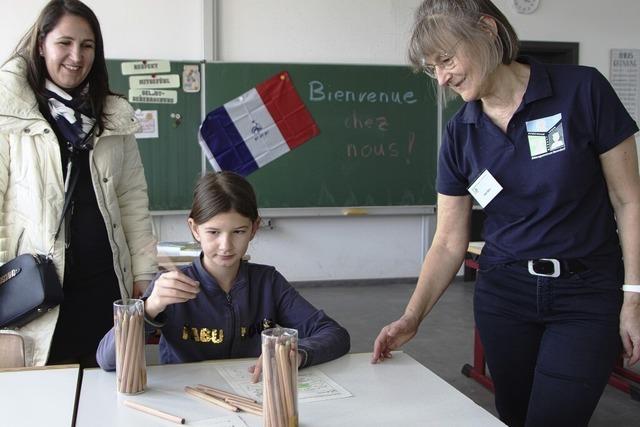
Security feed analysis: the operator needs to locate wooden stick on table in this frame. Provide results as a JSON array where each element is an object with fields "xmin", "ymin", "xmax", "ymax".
[
  {"xmin": 122, "ymin": 400, "xmax": 185, "ymax": 424},
  {"xmin": 193, "ymin": 385, "xmax": 262, "ymax": 415},
  {"xmin": 184, "ymin": 386, "xmax": 239, "ymax": 412},
  {"xmin": 224, "ymin": 398, "xmax": 263, "ymax": 416},
  {"xmin": 195, "ymin": 384, "xmax": 258, "ymax": 404}
]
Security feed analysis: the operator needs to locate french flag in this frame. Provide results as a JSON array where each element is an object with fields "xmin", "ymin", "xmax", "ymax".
[{"xmin": 198, "ymin": 72, "xmax": 320, "ymax": 176}]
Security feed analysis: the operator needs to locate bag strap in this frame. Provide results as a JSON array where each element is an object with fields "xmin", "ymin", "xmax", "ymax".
[{"xmin": 46, "ymin": 156, "xmax": 80, "ymax": 258}]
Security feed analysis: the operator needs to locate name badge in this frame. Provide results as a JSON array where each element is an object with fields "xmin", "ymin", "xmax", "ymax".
[{"xmin": 468, "ymin": 169, "xmax": 503, "ymax": 208}]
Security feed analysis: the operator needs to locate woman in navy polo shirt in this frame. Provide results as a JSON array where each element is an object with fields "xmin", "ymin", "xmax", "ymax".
[{"xmin": 372, "ymin": 1, "xmax": 640, "ymax": 426}]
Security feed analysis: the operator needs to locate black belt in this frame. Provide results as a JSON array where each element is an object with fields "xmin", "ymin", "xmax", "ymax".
[{"xmin": 516, "ymin": 258, "xmax": 587, "ymax": 278}]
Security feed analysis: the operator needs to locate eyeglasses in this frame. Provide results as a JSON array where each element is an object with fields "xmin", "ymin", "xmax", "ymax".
[
  {"xmin": 422, "ymin": 55, "xmax": 456, "ymax": 78},
  {"xmin": 421, "ymin": 40, "xmax": 462, "ymax": 79}
]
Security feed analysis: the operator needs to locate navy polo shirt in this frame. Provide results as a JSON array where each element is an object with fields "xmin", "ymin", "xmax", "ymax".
[{"xmin": 437, "ymin": 58, "xmax": 638, "ymax": 265}]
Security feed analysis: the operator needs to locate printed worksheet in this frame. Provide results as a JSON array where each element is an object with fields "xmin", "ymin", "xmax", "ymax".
[{"xmin": 214, "ymin": 361, "xmax": 352, "ymax": 403}]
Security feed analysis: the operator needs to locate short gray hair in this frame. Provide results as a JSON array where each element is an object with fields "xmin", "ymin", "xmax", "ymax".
[{"xmin": 408, "ymin": 0, "xmax": 519, "ymax": 99}]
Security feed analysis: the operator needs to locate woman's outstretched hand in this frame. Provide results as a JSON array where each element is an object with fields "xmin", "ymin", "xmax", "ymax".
[{"xmin": 371, "ymin": 314, "xmax": 420, "ymax": 363}]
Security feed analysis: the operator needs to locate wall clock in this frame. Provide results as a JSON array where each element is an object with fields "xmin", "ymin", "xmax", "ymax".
[{"xmin": 510, "ymin": 0, "xmax": 540, "ymax": 14}]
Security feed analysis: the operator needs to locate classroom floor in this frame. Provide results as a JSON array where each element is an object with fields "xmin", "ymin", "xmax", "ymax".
[{"xmin": 296, "ymin": 277, "xmax": 640, "ymax": 427}]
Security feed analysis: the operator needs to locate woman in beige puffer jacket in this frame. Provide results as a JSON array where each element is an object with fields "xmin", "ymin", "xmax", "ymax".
[{"xmin": 0, "ymin": 0, "xmax": 157, "ymax": 367}]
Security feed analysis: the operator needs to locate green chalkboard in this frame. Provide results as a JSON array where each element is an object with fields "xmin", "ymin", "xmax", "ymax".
[
  {"xmin": 206, "ymin": 63, "xmax": 438, "ymax": 207},
  {"xmin": 106, "ymin": 60, "xmax": 202, "ymax": 210}
]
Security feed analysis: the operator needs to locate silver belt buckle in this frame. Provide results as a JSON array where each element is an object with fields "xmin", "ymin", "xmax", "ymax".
[{"xmin": 527, "ymin": 259, "xmax": 560, "ymax": 278}]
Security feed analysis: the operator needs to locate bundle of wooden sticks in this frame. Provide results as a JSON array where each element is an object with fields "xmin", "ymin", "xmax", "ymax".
[
  {"xmin": 262, "ymin": 331, "xmax": 298, "ymax": 427},
  {"xmin": 114, "ymin": 300, "xmax": 146, "ymax": 394},
  {"xmin": 185, "ymin": 384, "xmax": 263, "ymax": 416}
]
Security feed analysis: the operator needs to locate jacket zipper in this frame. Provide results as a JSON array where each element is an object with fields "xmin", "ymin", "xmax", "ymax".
[
  {"xmin": 28, "ymin": 119, "xmax": 66, "ymax": 268},
  {"xmin": 89, "ymin": 147, "xmax": 127, "ymax": 298},
  {"xmin": 226, "ymin": 293, "xmax": 235, "ymax": 357}
]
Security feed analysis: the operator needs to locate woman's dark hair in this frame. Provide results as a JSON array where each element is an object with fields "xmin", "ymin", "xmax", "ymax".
[
  {"xmin": 11, "ymin": 0, "xmax": 114, "ymax": 135},
  {"xmin": 190, "ymin": 172, "xmax": 259, "ymax": 225}
]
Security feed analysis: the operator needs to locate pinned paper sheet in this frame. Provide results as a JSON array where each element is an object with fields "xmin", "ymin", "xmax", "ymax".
[
  {"xmin": 129, "ymin": 89, "xmax": 178, "ymax": 104},
  {"xmin": 134, "ymin": 110, "xmax": 158, "ymax": 139},
  {"xmin": 183, "ymin": 64, "xmax": 201, "ymax": 93},
  {"xmin": 121, "ymin": 60, "xmax": 171, "ymax": 75},
  {"xmin": 130, "ymin": 74, "xmax": 180, "ymax": 89}
]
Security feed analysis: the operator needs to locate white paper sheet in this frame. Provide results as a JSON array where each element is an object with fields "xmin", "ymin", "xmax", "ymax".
[
  {"xmin": 214, "ymin": 361, "xmax": 352, "ymax": 404},
  {"xmin": 188, "ymin": 415, "xmax": 248, "ymax": 427}
]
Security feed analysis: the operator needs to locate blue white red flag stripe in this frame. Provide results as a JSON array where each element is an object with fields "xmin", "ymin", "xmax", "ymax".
[{"xmin": 198, "ymin": 72, "xmax": 319, "ymax": 176}]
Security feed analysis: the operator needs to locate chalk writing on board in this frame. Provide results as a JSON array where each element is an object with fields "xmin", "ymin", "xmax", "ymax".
[
  {"xmin": 308, "ymin": 80, "xmax": 418, "ymax": 105},
  {"xmin": 344, "ymin": 111, "xmax": 389, "ymax": 131},
  {"xmin": 317, "ymin": 185, "xmax": 336, "ymax": 206},
  {"xmin": 347, "ymin": 143, "xmax": 399, "ymax": 159},
  {"xmin": 342, "ymin": 106, "xmax": 416, "ymax": 164},
  {"xmin": 406, "ymin": 131, "xmax": 416, "ymax": 164},
  {"xmin": 345, "ymin": 131, "xmax": 415, "ymax": 163}
]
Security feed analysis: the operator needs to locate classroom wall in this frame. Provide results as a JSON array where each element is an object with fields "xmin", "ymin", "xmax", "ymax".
[
  {"xmin": 0, "ymin": 0, "xmax": 205, "ymax": 61},
  {"xmin": 1, "ymin": 0, "xmax": 638, "ymax": 281},
  {"xmin": 208, "ymin": 0, "xmax": 640, "ymax": 281},
  {"xmin": 216, "ymin": 0, "xmax": 640, "ymax": 74}
]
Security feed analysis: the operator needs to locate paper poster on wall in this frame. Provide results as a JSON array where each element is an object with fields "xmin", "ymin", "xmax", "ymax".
[
  {"xmin": 183, "ymin": 64, "xmax": 201, "ymax": 93},
  {"xmin": 610, "ymin": 49, "xmax": 639, "ymax": 123},
  {"xmin": 134, "ymin": 110, "xmax": 159, "ymax": 139},
  {"xmin": 129, "ymin": 74, "xmax": 180, "ymax": 89},
  {"xmin": 129, "ymin": 89, "xmax": 178, "ymax": 104},
  {"xmin": 121, "ymin": 60, "xmax": 171, "ymax": 75}
]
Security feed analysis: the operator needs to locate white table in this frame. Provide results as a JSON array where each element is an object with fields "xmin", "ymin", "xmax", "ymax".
[
  {"xmin": 77, "ymin": 352, "xmax": 503, "ymax": 426},
  {"xmin": 0, "ymin": 364, "xmax": 80, "ymax": 427}
]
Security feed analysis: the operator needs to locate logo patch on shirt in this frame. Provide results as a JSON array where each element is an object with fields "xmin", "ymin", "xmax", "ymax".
[
  {"xmin": 525, "ymin": 113, "xmax": 565, "ymax": 159},
  {"xmin": 182, "ymin": 326, "xmax": 224, "ymax": 344},
  {"xmin": 239, "ymin": 318, "xmax": 276, "ymax": 339}
]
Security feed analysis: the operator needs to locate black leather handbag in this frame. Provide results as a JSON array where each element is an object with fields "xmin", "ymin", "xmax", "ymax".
[
  {"xmin": 0, "ymin": 158, "xmax": 80, "ymax": 328},
  {"xmin": 0, "ymin": 254, "xmax": 64, "ymax": 328}
]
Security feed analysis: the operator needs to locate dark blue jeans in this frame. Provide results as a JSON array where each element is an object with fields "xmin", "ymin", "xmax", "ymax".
[{"xmin": 474, "ymin": 262, "xmax": 623, "ymax": 427}]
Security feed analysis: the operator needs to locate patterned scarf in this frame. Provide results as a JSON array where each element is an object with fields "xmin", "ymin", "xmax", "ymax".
[{"xmin": 44, "ymin": 79, "xmax": 96, "ymax": 152}]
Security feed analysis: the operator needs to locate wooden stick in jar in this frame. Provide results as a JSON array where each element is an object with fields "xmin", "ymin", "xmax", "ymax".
[{"xmin": 262, "ymin": 343, "xmax": 278, "ymax": 427}]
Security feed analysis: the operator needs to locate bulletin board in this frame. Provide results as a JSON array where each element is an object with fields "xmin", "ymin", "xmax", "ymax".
[{"xmin": 106, "ymin": 59, "xmax": 202, "ymax": 210}]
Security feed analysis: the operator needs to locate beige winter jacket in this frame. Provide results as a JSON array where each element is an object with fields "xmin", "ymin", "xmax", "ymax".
[{"xmin": 0, "ymin": 58, "xmax": 157, "ymax": 366}]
